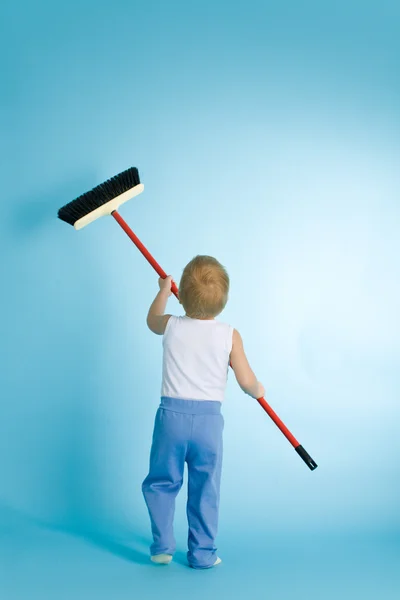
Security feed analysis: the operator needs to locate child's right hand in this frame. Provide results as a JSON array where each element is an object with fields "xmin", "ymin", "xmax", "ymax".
[{"xmin": 255, "ymin": 382, "xmax": 265, "ymax": 399}]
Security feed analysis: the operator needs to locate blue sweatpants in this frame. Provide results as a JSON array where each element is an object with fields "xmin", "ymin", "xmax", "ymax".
[{"xmin": 142, "ymin": 396, "xmax": 224, "ymax": 569}]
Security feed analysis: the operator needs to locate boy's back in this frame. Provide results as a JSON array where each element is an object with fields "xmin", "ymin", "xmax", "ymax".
[{"xmin": 162, "ymin": 315, "xmax": 233, "ymax": 402}]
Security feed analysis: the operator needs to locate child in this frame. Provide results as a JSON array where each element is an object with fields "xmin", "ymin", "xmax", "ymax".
[{"xmin": 142, "ymin": 255, "xmax": 264, "ymax": 569}]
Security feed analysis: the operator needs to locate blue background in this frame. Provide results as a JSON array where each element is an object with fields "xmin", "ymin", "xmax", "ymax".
[{"xmin": 1, "ymin": 1, "xmax": 399, "ymax": 598}]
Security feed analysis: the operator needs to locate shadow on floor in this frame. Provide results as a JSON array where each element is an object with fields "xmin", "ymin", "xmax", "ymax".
[
  {"xmin": 58, "ymin": 528, "xmax": 151, "ymax": 566},
  {"xmin": 0, "ymin": 502, "xmax": 152, "ymax": 566}
]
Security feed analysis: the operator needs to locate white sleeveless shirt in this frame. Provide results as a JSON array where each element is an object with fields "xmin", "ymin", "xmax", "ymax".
[{"xmin": 161, "ymin": 315, "xmax": 234, "ymax": 402}]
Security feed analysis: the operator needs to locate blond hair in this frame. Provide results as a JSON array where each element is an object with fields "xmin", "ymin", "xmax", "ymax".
[{"xmin": 179, "ymin": 255, "xmax": 229, "ymax": 319}]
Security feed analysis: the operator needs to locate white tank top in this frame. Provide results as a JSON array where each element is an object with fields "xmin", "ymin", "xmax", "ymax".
[{"xmin": 161, "ymin": 315, "xmax": 234, "ymax": 402}]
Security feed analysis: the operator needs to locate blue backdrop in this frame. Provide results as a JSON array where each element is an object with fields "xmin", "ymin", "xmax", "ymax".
[{"xmin": 1, "ymin": 1, "xmax": 399, "ymax": 599}]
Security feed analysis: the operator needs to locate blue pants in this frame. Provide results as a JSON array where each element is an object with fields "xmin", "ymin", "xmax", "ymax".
[{"xmin": 142, "ymin": 397, "xmax": 224, "ymax": 569}]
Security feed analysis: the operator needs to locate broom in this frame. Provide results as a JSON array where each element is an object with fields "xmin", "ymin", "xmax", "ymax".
[{"xmin": 58, "ymin": 166, "xmax": 318, "ymax": 471}]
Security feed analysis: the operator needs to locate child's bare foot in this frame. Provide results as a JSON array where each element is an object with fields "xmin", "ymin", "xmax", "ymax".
[{"xmin": 151, "ymin": 554, "xmax": 173, "ymax": 565}]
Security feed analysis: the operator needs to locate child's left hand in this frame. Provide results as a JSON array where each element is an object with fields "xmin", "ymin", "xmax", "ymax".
[{"xmin": 159, "ymin": 275, "xmax": 174, "ymax": 297}]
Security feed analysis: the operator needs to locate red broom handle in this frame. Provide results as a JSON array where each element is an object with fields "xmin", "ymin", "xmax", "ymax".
[
  {"xmin": 258, "ymin": 396, "xmax": 298, "ymax": 445},
  {"xmin": 112, "ymin": 210, "xmax": 180, "ymax": 298},
  {"xmin": 111, "ymin": 209, "xmax": 317, "ymax": 470}
]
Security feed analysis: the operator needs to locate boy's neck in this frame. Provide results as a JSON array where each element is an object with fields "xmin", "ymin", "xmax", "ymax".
[{"xmin": 185, "ymin": 314, "xmax": 215, "ymax": 321}]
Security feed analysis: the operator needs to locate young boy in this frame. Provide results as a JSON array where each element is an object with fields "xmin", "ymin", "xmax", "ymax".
[{"xmin": 142, "ymin": 255, "xmax": 264, "ymax": 569}]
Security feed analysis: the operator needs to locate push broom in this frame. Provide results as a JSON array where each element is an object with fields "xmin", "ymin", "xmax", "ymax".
[{"xmin": 58, "ymin": 166, "xmax": 318, "ymax": 471}]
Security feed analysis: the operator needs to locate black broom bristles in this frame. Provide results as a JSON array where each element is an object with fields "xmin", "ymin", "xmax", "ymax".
[{"xmin": 57, "ymin": 166, "xmax": 141, "ymax": 226}]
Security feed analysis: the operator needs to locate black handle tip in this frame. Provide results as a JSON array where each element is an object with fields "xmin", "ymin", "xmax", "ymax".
[{"xmin": 295, "ymin": 445, "xmax": 318, "ymax": 471}]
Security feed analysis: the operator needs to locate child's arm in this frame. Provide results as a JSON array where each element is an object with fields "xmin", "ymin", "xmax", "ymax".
[
  {"xmin": 230, "ymin": 329, "xmax": 265, "ymax": 399},
  {"xmin": 146, "ymin": 275, "xmax": 173, "ymax": 335}
]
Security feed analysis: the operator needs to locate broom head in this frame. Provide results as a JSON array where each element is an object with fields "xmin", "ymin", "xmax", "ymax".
[{"xmin": 57, "ymin": 167, "xmax": 144, "ymax": 230}]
